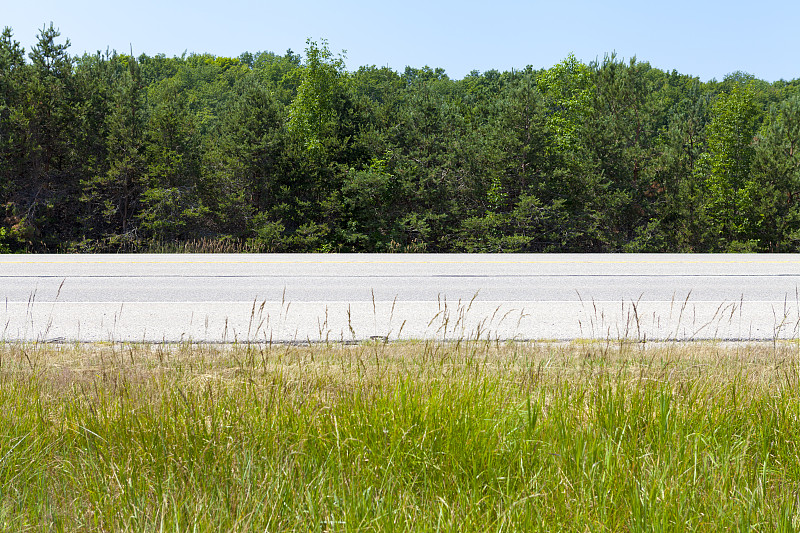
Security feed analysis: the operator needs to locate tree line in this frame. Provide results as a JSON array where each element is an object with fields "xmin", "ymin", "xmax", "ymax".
[{"xmin": 2, "ymin": 24, "xmax": 800, "ymax": 253}]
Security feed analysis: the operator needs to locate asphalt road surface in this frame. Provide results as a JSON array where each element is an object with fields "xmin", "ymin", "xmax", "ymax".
[{"xmin": 2, "ymin": 254, "xmax": 800, "ymax": 342}]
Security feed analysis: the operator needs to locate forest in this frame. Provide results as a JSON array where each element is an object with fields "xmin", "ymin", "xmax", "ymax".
[{"xmin": 2, "ymin": 24, "xmax": 800, "ymax": 253}]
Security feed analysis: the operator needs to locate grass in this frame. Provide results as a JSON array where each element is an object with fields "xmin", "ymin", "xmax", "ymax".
[{"xmin": 1, "ymin": 339, "xmax": 800, "ymax": 531}]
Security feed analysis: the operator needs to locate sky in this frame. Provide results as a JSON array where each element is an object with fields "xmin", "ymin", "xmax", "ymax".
[{"xmin": 4, "ymin": 0, "xmax": 800, "ymax": 82}]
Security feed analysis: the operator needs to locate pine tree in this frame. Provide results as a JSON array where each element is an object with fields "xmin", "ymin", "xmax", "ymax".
[{"xmin": 82, "ymin": 54, "xmax": 146, "ymax": 240}]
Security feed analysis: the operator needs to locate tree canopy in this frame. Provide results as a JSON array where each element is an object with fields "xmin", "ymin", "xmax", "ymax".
[{"xmin": 2, "ymin": 25, "xmax": 800, "ymax": 253}]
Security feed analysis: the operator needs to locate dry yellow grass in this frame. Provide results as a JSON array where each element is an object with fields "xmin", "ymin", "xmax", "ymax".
[{"xmin": 4, "ymin": 338, "xmax": 798, "ymax": 393}]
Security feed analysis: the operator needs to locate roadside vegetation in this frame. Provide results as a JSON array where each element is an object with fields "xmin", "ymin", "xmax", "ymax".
[
  {"xmin": 3, "ymin": 25, "xmax": 800, "ymax": 254},
  {"xmin": 2, "ymin": 339, "xmax": 800, "ymax": 531}
]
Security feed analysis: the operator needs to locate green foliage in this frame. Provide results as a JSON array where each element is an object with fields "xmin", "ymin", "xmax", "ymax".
[
  {"xmin": 247, "ymin": 212, "xmax": 286, "ymax": 251},
  {"xmin": 0, "ymin": 203, "xmax": 34, "ymax": 252},
  {"xmin": 217, "ymin": 74, "xmax": 284, "ymax": 214},
  {"xmin": 134, "ymin": 76, "xmax": 208, "ymax": 242},
  {"xmin": 28, "ymin": 22, "xmax": 72, "ymax": 77},
  {"xmin": 538, "ymin": 54, "xmax": 594, "ymax": 160},
  {"xmin": 1, "ymin": 24, "xmax": 800, "ymax": 252},
  {"xmin": 81, "ymin": 54, "xmax": 147, "ymax": 236},
  {"xmin": 696, "ymin": 83, "xmax": 762, "ymax": 245},
  {"xmin": 651, "ymin": 78, "xmax": 713, "ymax": 250},
  {"xmin": 338, "ymin": 156, "xmax": 399, "ymax": 250},
  {"xmin": 0, "ymin": 227, "xmax": 10, "ymax": 253},
  {"xmin": 249, "ymin": 49, "xmax": 302, "ymax": 103},
  {"xmin": 287, "ymin": 38, "xmax": 346, "ymax": 151},
  {"xmin": 749, "ymin": 95, "xmax": 800, "ymax": 250},
  {"xmin": 138, "ymin": 186, "xmax": 209, "ymax": 241},
  {"xmin": 0, "ymin": 28, "xmax": 27, "ymax": 202},
  {"xmin": 458, "ymin": 195, "xmax": 571, "ymax": 252}
]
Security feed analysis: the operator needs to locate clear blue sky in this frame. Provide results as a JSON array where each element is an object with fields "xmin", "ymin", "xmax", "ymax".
[{"xmin": 5, "ymin": 0, "xmax": 799, "ymax": 81}]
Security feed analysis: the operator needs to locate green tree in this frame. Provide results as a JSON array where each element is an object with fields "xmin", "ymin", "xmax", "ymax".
[
  {"xmin": 27, "ymin": 23, "xmax": 76, "ymax": 177},
  {"xmin": 0, "ymin": 27, "xmax": 27, "ymax": 204},
  {"xmin": 211, "ymin": 74, "xmax": 285, "ymax": 239},
  {"xmin": 534, "ymin": 55, "xmax": 613, "ymax": 250},
  {"xmin": 82, "ymin": 55, "xmax": 147, "ymax": 240},
  {"xmin": 696, "ymin": 83, "xmax": 761, "ymax": 247},
  {"xmin": 537, "ymin": 54, "xmax": 594, "ymax": 162},
  {"xmin": 651, "ymin": 79, "xmax": 714, "ymax": 250},
  {"xmin": 335, "ymin": 154, "xmax": 402, "ymax": 250},
  {"xmin": 455, "ymin": 73, "xmax": 575, "ymax": 252},
  {"xmin": 139, "ymin": 77, "xmax": 207, "ymax": 241},
  {"xmin": 287, "ymin": 38, "xmax": 346, "ymax": 151},
  {"xmin": 381, "ymin": 69, "xmax": 466, "ymax": 251},
  {"xmin": 249, "ymin": 49, "xmax": 302, "ymax": 105},
  {"xmin": 20, "ymin": 23, "xmax": 84, "ymax": 248},
  {"xmin": 587, "ymin": 56, "xmax": 668, "ymax": 251},
  {"xmin": 750, "ymin": 95, "xmax": 800, "ymax": 250}
]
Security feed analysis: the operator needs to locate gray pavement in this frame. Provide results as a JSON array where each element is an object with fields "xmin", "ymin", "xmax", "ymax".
[{"xmin": 2, "ymin": 254, "xmax": 800, "ymax": 342}]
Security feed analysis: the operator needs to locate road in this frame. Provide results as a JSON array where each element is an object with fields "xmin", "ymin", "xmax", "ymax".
[{"xmin": 2, "ymin": 253, "xmax": 800, "ymax": 342}]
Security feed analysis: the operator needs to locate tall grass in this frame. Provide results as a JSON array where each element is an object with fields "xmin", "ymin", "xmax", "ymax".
[
  {"xmin": 143, "ymin": 238, "xmax": 276, "ymax": 254},
  {"xmin": 1, "ymin": 340, "xmax": 800, "ymax": 531},
  {"xmin": 63, "ymin": 236, "xmax": 278, "ymax": 254}
]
